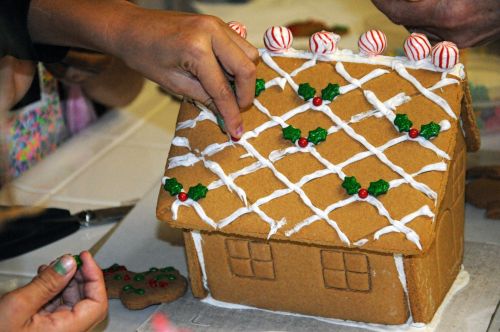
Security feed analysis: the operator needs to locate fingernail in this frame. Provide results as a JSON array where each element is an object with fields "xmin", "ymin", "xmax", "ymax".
[
  {"xmin": 52, "ymin": 255, "xmax": 75, "ymax": 275},
  {"xmin": 231, "ymin": 136, "xmax": 240, "ymax": 142},
  {"xmin": 215, "ymin": 113, "xmax": 226, "ymax": 133},
  {"xmin": 235, "ymin": 125, "xmax": 244, "ymax": 137}
]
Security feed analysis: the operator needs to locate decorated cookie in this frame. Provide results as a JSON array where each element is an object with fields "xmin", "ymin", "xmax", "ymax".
[
  {"xmin": 227, "ymin": 21, "xmax": 247, "ymax": 39},
  {"xmin": 102, "ymin": 264, "xmax": 187, "ymax": 310},
  {"xmin": 404, "ymin": 33, "xmax": 431, "ymax": 61},
  {"xmin": 431, "ymin": 41, "xmax": 459, "ymax": 69},
  {"xmin": 309, "ymin": 31, "xmax": 340, "ymax": 55},
  {"xmin": 358, "ymin": 29, "xmax": 387, "ymax": 56},
  {"xmin": 264, "ymin": 26, "xmax": 293, "ymax": 53}
]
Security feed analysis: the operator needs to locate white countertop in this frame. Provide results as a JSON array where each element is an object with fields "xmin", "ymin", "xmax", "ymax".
[{"xmin": 1, "ymin": 1, "xmax": 499, "ymax": 331}]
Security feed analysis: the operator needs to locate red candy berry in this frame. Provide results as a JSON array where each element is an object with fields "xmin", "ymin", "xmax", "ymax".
[
  {"xmin": 409, "ymin": 128, "xmax": 419, "ymax": 139},
  {"xmin": 358, "ymin": 188, "xmax": 369, "ymax": 199},
  {"xmin": 298, "ymin": 137, "xmax": 309, "ymax": 148},
  {"xmin": 124, "ymin": 274, "xmax": 131, "ymax": 281},
  {"xmin": 312, "ymin": 96, "xmax": 323, "ymax": 106},
  {"xmin": 178, "ymin": 192, "xmax": 188, "ymax": 202}
]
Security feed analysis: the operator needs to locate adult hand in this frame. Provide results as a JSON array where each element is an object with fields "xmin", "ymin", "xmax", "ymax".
[
  {"xmin": 371, "ymin": 0, "xmax": 500, "ymax": 47},
  {"xmin": 112, "ymin": 10, "xmax": 258, "ymax": 138},
  {"xmin": 0, "ymin": 251, "xmax": 108, "ymax": 332},
  {"xmin": 28, "ymin": 2, "xmax": 259, "ymax": 138},
  {"xmin": 0, "ymin": 56, "xmax": 36, "ymax": 112}
]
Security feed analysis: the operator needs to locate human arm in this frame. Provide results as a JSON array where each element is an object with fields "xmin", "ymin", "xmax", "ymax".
[
  {"xmin": 371, "ymin": 0, "xmax": 500, "ymax": 47},
  {"xmin": 27, "ymin": 1, "xmax": 258, "ymax": 138},
  {"xmin": 45, "ymin": 49, "xmax": 144, "ymax": 108},
  {"xmin": 0, "ymin": 251, "xmax": 108, "ymax": 332}
]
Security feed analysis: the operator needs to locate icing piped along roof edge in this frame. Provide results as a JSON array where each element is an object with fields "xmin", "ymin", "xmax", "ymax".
[{"xmin": 259, "ymin": 48, "xmax": 465, "ymax": 79}]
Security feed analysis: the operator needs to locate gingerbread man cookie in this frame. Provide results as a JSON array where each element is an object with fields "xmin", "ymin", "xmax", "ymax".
[
  {"xmin": 466, "ymin": 165, "xmax": 500, "ymax": 220},
  {"xmin": 102, "ymin": 264, "xmax": 187, "ymax": 310}
]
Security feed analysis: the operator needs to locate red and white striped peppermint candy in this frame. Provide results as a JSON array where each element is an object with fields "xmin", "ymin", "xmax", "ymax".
[
  {"xmin": 358, "ymin": 29, "xmax": 387, "ymax": 56},
  {"xmin": 228, "ymin": 21, "xmax": 247, "ymax": 39},
  {"xmin": 431, "ymin": 41, "xmax": 459, "ymax": 69},
  {"xmin": 309, "ymin": 30, "xmax": 340, "ymax": 55},
  {"xmin": 263, "ymin": 26, "xmax": 293, "ymax": 53},
  {"xmin": 404, "ymin": 33, "xmax": 432, "ymax": 61}
]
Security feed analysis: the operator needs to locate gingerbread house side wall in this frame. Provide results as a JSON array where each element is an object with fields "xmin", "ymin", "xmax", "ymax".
[
  {"xmin": 197, "ymin": 232, "xmax": 409, "ymax": 325},
  {"xmin": 403, "ymin": 128, "xmax": 466, "ymax": 323}
]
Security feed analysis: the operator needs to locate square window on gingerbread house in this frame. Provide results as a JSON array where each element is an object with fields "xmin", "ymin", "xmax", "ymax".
[
  {"xmin": 321, "ymin": 250, "xmax": 371, "ymax": 292},
  {"xmin": 226, "ymin": 239, "xmax": 275, "ymax": 280}
]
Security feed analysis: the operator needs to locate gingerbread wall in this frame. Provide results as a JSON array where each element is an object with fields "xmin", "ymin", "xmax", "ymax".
[
  {"xmin": 193, "ymin": 232, "xmax": 409, "ymax": 325},
  {"xmin": 403, "ymin": 128, "xmax": 466, "ymax": 323}
]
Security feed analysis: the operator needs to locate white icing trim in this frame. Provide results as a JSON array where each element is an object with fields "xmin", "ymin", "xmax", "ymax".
[
  {"xmin": 191, "ymin": 231, "xmax": 209, "ymax": 290},
  {"xmin": 259, "ymin": 48, "xmax": 466, "ymax": 79}
]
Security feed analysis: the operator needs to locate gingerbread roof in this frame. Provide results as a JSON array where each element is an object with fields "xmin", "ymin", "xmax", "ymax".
[{"xmin": 156, "ymin": 49, "xmax": 477, "ymax": 255}]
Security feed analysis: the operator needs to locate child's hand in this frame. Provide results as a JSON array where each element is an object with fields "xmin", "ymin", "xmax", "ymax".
[
  {"xmin": 0, "ymin": 56, "xmax": 36, "ymax": 112},
  {"xmin": 0, "ymin": 251, "xmax": 108, "ymax": 332}
]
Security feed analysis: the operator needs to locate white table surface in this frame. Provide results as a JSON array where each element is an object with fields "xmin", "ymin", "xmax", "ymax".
[{"xmin": 0, "ymin": 1, "xmax": 499, "ymax": 331}]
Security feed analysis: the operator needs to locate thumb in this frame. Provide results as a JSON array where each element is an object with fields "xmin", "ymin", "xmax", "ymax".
[{"xmin": 19, "ymin": 255, "xmax": 77, "ymax": 315}]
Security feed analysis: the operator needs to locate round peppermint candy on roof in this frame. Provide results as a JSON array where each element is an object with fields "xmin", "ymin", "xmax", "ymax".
[
  {"xmin": 404, "ymin": 32, "xmax": 431, "ymax": 61},
  {"xmin": 228, "ymin": 21, "xmax": 247, "ymax": 39},
  {"xmin": 431, "ymin": 41, "xmax": 459, "ymax": 69},
  {"xmin": 309, "ymin": 30, "xmax": 340, "ymax": 55},
  {"xmin": 358, "ymin": 29, "xmax": 387, "ymax": 56},
  {"xmin": 264, "ymin": 26, "xmax": 293, "ymax": 53}
]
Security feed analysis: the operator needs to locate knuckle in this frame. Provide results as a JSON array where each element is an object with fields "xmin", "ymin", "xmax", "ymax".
[
  {"xmin": 239, "ymin": 61, "xmax": 256, "ymax": 80},
  {"xmin": 34, "ymin": 273, "xmax": 61, "ymax": 297},
  {"xmin": 248, "ymin": 47, "xmax": 260, "ymax": 62},
  {"xmin": 216, "ymin": 84, "xmax": 234, "ymax": 101},
  {"xmin": 197, "ymin": 15, "xmax": 223, "ymax": 31}
]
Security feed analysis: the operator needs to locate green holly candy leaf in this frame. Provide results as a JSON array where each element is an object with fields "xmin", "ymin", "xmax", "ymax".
[
  {"xmin": 73, "ymin": 255, "xmax": 82, "ymax": 268},
  {"xmin": 298, "ymin": 83, "xmax": 316, "ymax": 101},
  {"xmin": 163, "ymin": 178, "xmax": 183, "ymax": 196},
  {"xmin": 342, "ymin": 176, "xmax": 361, "ymax": 195},
  {"xmin": 420, "ymin": 121, "xmax": 441, "ymax": 140},
  {"xmin": 188, "ymin": 184, "xmax": 208, "ymax": 201},
  {"xmin": 321, "ymin": 83, "xmax": 340, "ymax": 101},
  {"xmin": 282, "ymin": 125, "xmax": 302, "ymax": 143},
  {"xmin": 367, "ymin": 179, "xmax": 390, "ymax": 197},
  {"xmin": 394, "ymin": 114, "xmax": 413, "ymax": 132},
  {"xmin": 255, "ymin": 78, "xmax": 266, "ymax": 97},
  {"xmin": 307, "ymin": 127, "xmax": 328, "ymax": 145}
]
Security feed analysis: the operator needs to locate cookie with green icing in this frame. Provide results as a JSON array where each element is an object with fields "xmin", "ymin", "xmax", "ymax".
[{"xmin": 102, "ymin": 264, "xmax": 187, "ymax": 310}]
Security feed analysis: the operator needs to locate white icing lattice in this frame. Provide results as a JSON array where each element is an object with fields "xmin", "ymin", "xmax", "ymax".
[{"xmin": 165, "ymin": 49, "xmax": 460, "ymax": 250}]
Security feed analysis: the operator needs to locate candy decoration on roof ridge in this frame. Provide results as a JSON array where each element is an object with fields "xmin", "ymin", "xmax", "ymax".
[
  {"xmin": 431, "ymin": 41, "xmax": 459, "ymax": 69},
  {"xmin": 264, "ymin": 26, "xmax": 293, "ymax": 53},
  {"xmin": 228, "ymin": 21, "xmax": 247, "ymax": 39},
  {"xmin": 358, "ymin": 29, "xmax": 387, "ymax": 56},
  {"xmin": 404, "ymin": 33, "xmax": 432, "ymax": 61},
  {"xmin": 309, "ymin": 30, "xmax": 340, "ymax": 55}
]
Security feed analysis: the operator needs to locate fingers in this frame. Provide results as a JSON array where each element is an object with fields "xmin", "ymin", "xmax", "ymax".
[
  {"xmin": 212, "ymin": 28, "xmax": 258, "ymax": 108},
  {"xmin": 11, "ymin": 255, "xmax": 76, "ymax": 319},
  {"xmin": 78, "ymin": 251, "xmax": 107, "ymax": 305},
  {"xmin": 371, "ymin": 0, "xmax": 435, "ymax": 27}
]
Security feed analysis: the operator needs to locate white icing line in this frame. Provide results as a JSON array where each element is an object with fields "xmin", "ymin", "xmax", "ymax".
[
  {"xmin": 176, "ymin": 103, "xmax": 216, "ymax": 130},
  {"xmin": 394, "ymin": 63, "xmax": 457, "ymax": 119},
  {"xmin": 336, "ymin": 62, "xmax": 389, "ymax": 94},
  {"xmin": 191, "ymin": 231, "xmax": 209, "ymax": 290},
  {"xmin": 394, "ymin": 254, "xmax": 413, "ymax": 322},
  {"xmin": 260, "ymin": 48, "xmax": 465, "ymax": 78}
]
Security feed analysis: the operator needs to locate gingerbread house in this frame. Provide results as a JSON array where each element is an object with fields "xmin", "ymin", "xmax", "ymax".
[{"xmin": 156, "ymin": 27, "xmax": 479, "ymax": 325}]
